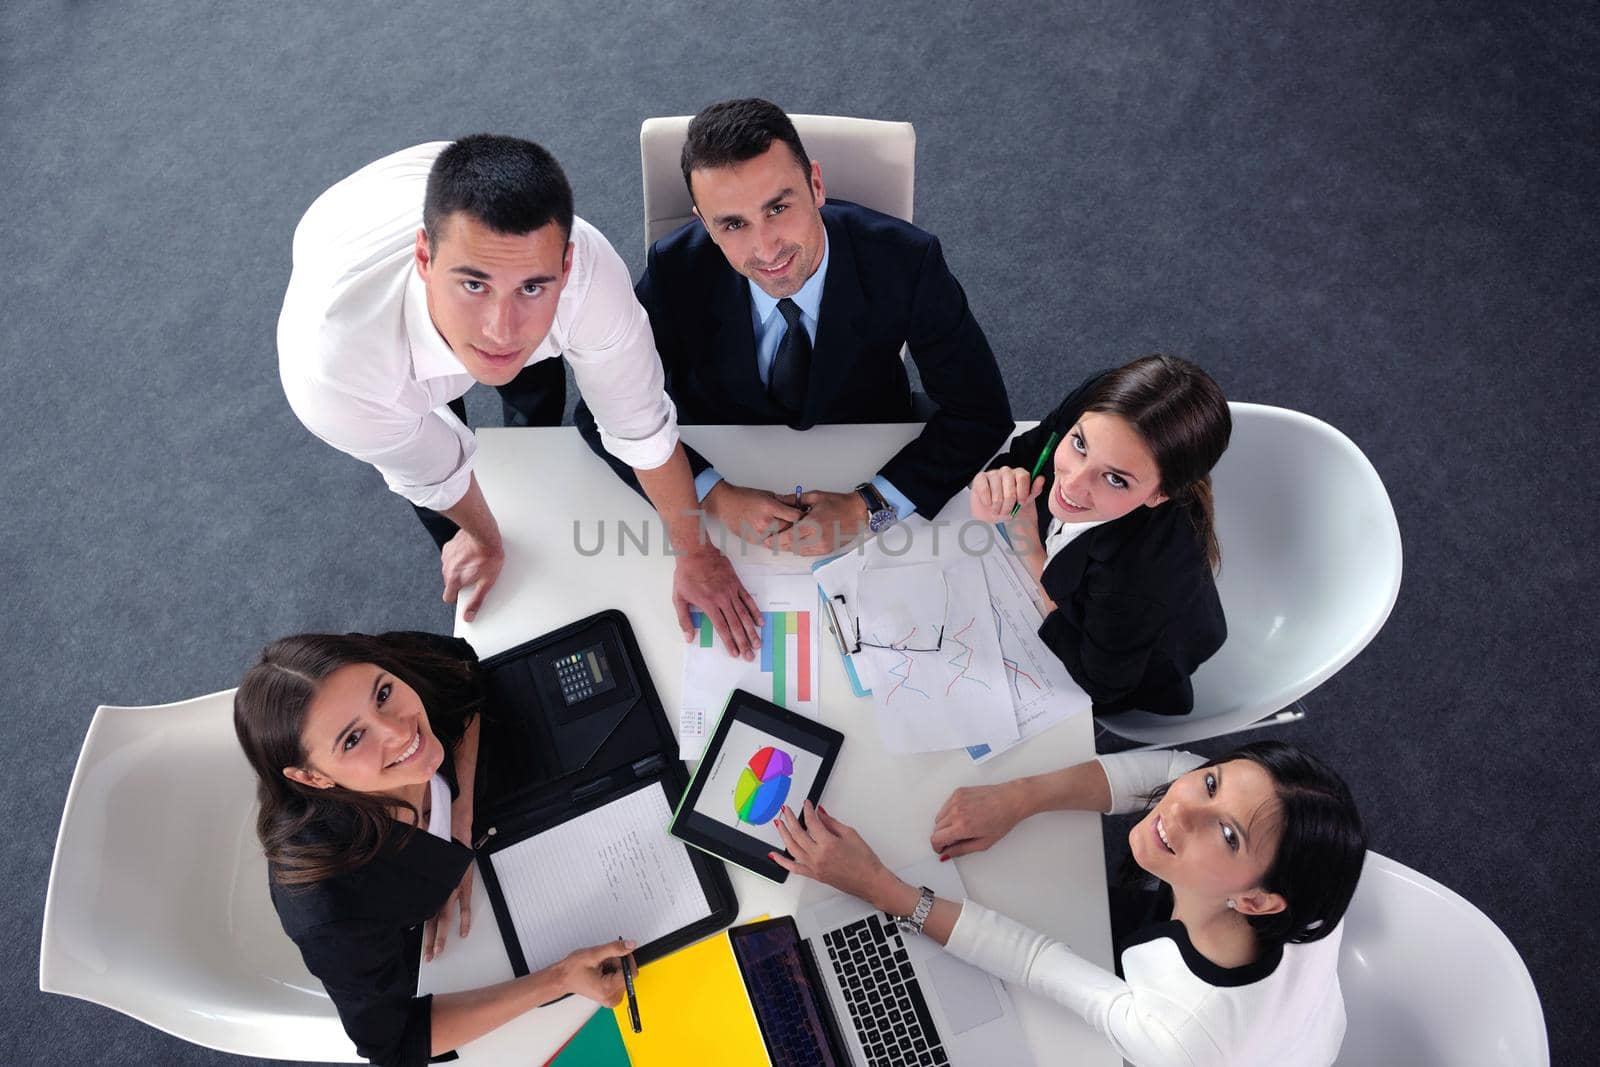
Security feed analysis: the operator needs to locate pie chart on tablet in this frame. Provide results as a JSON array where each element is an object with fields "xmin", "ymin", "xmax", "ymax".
[{"xmin": 733, "ymin": 746, "xmax": 794, "ymax": 825}]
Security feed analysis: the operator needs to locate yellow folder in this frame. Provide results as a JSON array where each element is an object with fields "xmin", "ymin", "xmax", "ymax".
[{"xmin": 612, "ymin": 923, "xmax": 768, "ymax": 1066}]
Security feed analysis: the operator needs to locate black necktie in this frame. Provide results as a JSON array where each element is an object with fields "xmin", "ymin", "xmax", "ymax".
[{"xmin": 767, "ymin": 298, "xmax": 812, "ymax": 423}]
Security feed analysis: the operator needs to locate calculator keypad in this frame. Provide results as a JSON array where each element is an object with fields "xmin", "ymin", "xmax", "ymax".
[{"xmin": 554, "ymin": 653, "xmax": 594, "ymax": 704}]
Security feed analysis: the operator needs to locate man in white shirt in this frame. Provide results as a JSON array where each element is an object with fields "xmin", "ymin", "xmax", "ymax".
[{"xmin": 279, "ymin": 136, "xmax": 759, "ymax": 656}]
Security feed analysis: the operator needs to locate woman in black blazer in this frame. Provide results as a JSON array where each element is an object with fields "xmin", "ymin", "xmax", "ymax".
[
  {"xmin": 234, "ymin": 631, "xmax": 631, "ymax": 1067},
  {"xmin": 971, "ymin": 355, "xmax": 1230, "ymax": 715}
]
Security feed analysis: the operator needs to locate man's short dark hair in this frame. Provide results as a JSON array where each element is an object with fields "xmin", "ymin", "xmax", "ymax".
[
  {"xmin": 680, "ymin": 99, "xmax": 812, "ymax": 199},
  {"xmin": 424, "ymin": 134, "xmax": 574, "ymax": 248}
]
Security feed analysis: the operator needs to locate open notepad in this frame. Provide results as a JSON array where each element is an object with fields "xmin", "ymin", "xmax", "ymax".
[{"xmin": 487, "ymin": 783, "xmax": 713, "ymax": 974}]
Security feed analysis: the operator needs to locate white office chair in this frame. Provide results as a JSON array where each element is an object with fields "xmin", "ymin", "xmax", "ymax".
[
  {"xmin": 640, "ymin": 113, "xmax": 916, "ymax": 248},
  {"xmin": 39, "ymin": 692, "xmax": 362, "ymax": 1062},
  {"xmin": 1098, "ymin": 402, "xmax": 1403, "ymax": 747},
  {"xmin": 1336, "ymin": 851, "xmax": 1548, "ymax": 1066}
]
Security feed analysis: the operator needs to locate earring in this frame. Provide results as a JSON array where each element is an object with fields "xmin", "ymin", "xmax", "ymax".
[{"xmin": 1226, "ymin": 899, "xmax": 1236, "ymax": 910}]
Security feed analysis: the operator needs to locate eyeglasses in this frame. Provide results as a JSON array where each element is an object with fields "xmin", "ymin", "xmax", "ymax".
[
  {"xmin": 824, "ymin": 574, "xmax": 949, "ymax": 656},
  {"xmin": 848, "ymin": 614, "xmax": 944, "ymax": 655}
]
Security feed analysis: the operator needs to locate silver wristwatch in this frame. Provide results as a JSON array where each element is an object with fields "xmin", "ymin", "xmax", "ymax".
[
  {"xmin": 892, "ymin": 885, "xmax": 936, "ymax": 936},
  {"xmin": 855, "ymin": 481, "xmax": 899, "ymax": 533}
]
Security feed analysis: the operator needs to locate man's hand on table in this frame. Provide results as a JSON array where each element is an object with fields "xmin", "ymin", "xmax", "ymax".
[
  {"xmin": 704, "ymin": 480, "xmax": 806, "ymax": 546},
  {"xmin": 767, "ymin": 489, "xmax": 870, "ymax": 556},
  {"xmin": 673, "ymin": 545, "xmax": 763, "ymax": 660},
  {"xmin": 441, "ymin": 528, "xmax": 505, "ymax": 623}
]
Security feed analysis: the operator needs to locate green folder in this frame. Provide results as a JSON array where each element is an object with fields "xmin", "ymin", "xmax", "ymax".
[{"xmin": 544, "ymin": 1007, "xmax": 630, "ymax": 1066}]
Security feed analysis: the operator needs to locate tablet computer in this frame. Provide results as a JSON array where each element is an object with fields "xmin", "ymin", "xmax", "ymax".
[{"xmin": 670, "ymin": 688, "xmax": 844, "ymax": 883}]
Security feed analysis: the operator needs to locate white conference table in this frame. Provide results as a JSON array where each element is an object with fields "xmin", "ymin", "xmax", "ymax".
[{"xmin": 420, "ymin": 423, "xmax": 1117, "ymax": 1067}]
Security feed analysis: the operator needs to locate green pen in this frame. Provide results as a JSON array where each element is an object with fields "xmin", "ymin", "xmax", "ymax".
[{"xmin": 1009, "ymin": 431, "xmax": 1060, "ymax": 518}]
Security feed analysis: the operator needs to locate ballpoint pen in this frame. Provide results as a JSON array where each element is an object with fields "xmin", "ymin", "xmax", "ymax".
[
  {"xmin": 619, "ymin": 936, "xmax": 641, "ymax": 1032},
  {"xmin": 1010, "ymin": 432, "xmax": 1060, "ymax": 518},
  {"xmin": 821, "ymin": 590, "xmax": 850, "ymax": 657}
]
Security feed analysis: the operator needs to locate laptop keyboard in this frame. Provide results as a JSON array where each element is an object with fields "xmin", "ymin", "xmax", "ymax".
[{"xmin": 823, "ymin": 913, "xmax": 950, "ymax": 1066}]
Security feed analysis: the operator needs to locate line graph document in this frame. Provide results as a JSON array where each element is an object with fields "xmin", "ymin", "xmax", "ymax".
[
  {"xmin": 814, "ymin": 490, "xmax": 1091, "ymax": 759},
  {"xmin": 853, "ymin": 555, "xmax": 1020, "ymax": 753},
  {"xmin": 964, "ymin": 548, "xmax": 1093, "ymax": 762},
  {"xmin": 486, "ymin": 784, "xmax": 711, "ymax": 975}
]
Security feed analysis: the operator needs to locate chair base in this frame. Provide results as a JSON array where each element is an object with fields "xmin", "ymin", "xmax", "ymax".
[{"xmin": 1096, "ymin": 699, "xmax": 1307, "ymax": 753}]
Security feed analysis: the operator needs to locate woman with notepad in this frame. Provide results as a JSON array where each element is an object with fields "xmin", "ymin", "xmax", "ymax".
[
  {"xmin": 233, "ymin": 631, "xmax": 633, "ymax": 1067},
  {"xmin": 970, "ymin": 354, "xmax": 1230, "ymax": 716},
  {"xmin": 772, "ymin": 742, "xmax": 1366, "ymax": 1067}
]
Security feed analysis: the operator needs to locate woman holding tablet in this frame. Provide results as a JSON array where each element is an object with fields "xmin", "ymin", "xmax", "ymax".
[
  {"xmin": 971, "ymin": 354, "xmax": 1230, "ymax": 715},
  {"xmin": 234, "ymin": 631, "xmax": 632, "ymax": 1067},
  {"xmin": 771, "ymin": 742, "xmax": 1366, "ymax": 1067}
]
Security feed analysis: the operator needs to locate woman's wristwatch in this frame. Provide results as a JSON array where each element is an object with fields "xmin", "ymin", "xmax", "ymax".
[{"xmin": 890, "ymin": 885, "xmax": 936, "ymax": 936}]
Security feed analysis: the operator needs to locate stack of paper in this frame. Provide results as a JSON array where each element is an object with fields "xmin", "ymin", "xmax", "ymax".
[
  {"xmin": 851, "ymin": 555, "xmax": 1019, "ymax": 752},
  {"xmin": 815, "ymin": 490, "xmax": 1091, "ymax": 759}
]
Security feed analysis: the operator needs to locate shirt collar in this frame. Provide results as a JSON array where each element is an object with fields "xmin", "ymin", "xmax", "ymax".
[
  {"xmin": 748, "ymin": 231, "xmax": 830, "ymax": 326},
  {"xmin": 405, "ymin": 264, "xmax": 471, "ymax": 381}
]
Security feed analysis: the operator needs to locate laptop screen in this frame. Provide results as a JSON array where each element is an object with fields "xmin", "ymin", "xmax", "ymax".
[{"xmin": 729, "ymin": 918, "xmax": 851, "ymax": 1066}]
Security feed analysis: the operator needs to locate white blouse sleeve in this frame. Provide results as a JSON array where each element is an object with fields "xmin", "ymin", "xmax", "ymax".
[
  {"xmin": 1094, "ymin": 750, "xmax": 1209, "ymax": 815},
  {"xmin": 944, "ymin": 903, "xmax": 1225, "ymax": 1067}
]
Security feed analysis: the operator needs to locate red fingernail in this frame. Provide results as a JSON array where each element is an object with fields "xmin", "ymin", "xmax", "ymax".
[{"xmin": 939, "ymin": 855, "xmax": 949, "ymax": 862}]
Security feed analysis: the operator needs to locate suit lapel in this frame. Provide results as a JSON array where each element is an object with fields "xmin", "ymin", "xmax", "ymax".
[
  {"xmin": 706, "ymin": 261, "xmax": 775, "ymax": 416},
  {"xmin": 805, "ymin": 209, "xmax": 868, "ymax": 425},
  {"xmin": 1035, "ymin": 476, "xmax": 1158, "ymax": 599}
]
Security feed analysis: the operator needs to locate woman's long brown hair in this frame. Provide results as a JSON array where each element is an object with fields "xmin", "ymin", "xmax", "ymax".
[
  {"xmin": 1083, "ymin": 354, "xmax": 1231, "ymax": 569},
  {"xmin": 233, "ymin": 632, "xmax": 481, "ymax": 886}
]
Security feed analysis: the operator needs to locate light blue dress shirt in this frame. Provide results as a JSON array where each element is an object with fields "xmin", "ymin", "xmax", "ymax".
[{"xmin": 694, "ymin": 236, "xmax": 916, "ymax": 519}]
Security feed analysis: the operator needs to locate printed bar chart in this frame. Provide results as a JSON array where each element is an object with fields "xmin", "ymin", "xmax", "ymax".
[
  {"xmin": 699, "ymin": 609, "xmax": 812, "ymax": 706},
  {"xmin": 680, "ymin": 572, "xmax": 821, "ymax": 753}
]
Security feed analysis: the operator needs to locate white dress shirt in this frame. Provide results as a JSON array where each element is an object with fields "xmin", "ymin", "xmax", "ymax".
[
  {"xmin": 278, "ymin": 142, "xmax": 678, "ymax": 512},
  {"xmin": 424, "ymin": 773, "xmax": 452, "ymax": 842},
  {"xmin": 943, "ymin": 750, "xmax": 1348, "ymax": 1067},
  {"xmin": 1043, "ymin": 515, "xmax": 1109, "ymax": 563}
]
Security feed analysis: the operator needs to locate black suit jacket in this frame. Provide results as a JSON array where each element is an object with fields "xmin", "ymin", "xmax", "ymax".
[
  {"xmin": 996, "ymin": 376, "xmax": 1227, "ymax": 715},
  {"xmin": 575, "ymin": 200, "xmax": 1013, "ymax": 517},
  {"xmin": 268, "ymin": 633, "xmax": 481, "ymax": 1067}
]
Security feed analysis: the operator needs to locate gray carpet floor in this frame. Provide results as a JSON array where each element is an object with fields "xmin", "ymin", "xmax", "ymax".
[{"xmin": 4, "ymin": 1, "xmax": 1595, "ymax": 1063}]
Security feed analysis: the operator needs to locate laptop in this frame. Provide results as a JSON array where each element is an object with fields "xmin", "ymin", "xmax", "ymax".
[{"xmin": 728, "ymin": 854, "xmax": 1034, "ymax": 1067}]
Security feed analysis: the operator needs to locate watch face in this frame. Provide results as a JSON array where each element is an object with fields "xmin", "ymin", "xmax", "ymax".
[{"xmin": 868, "ymin": 509, "xmax": 896, "ymax": 533}]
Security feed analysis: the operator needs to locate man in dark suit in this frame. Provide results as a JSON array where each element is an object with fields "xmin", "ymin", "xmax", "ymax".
[{"xmin": 576, "ymin": 98, "xmax": 1013, "ymax": 554}]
